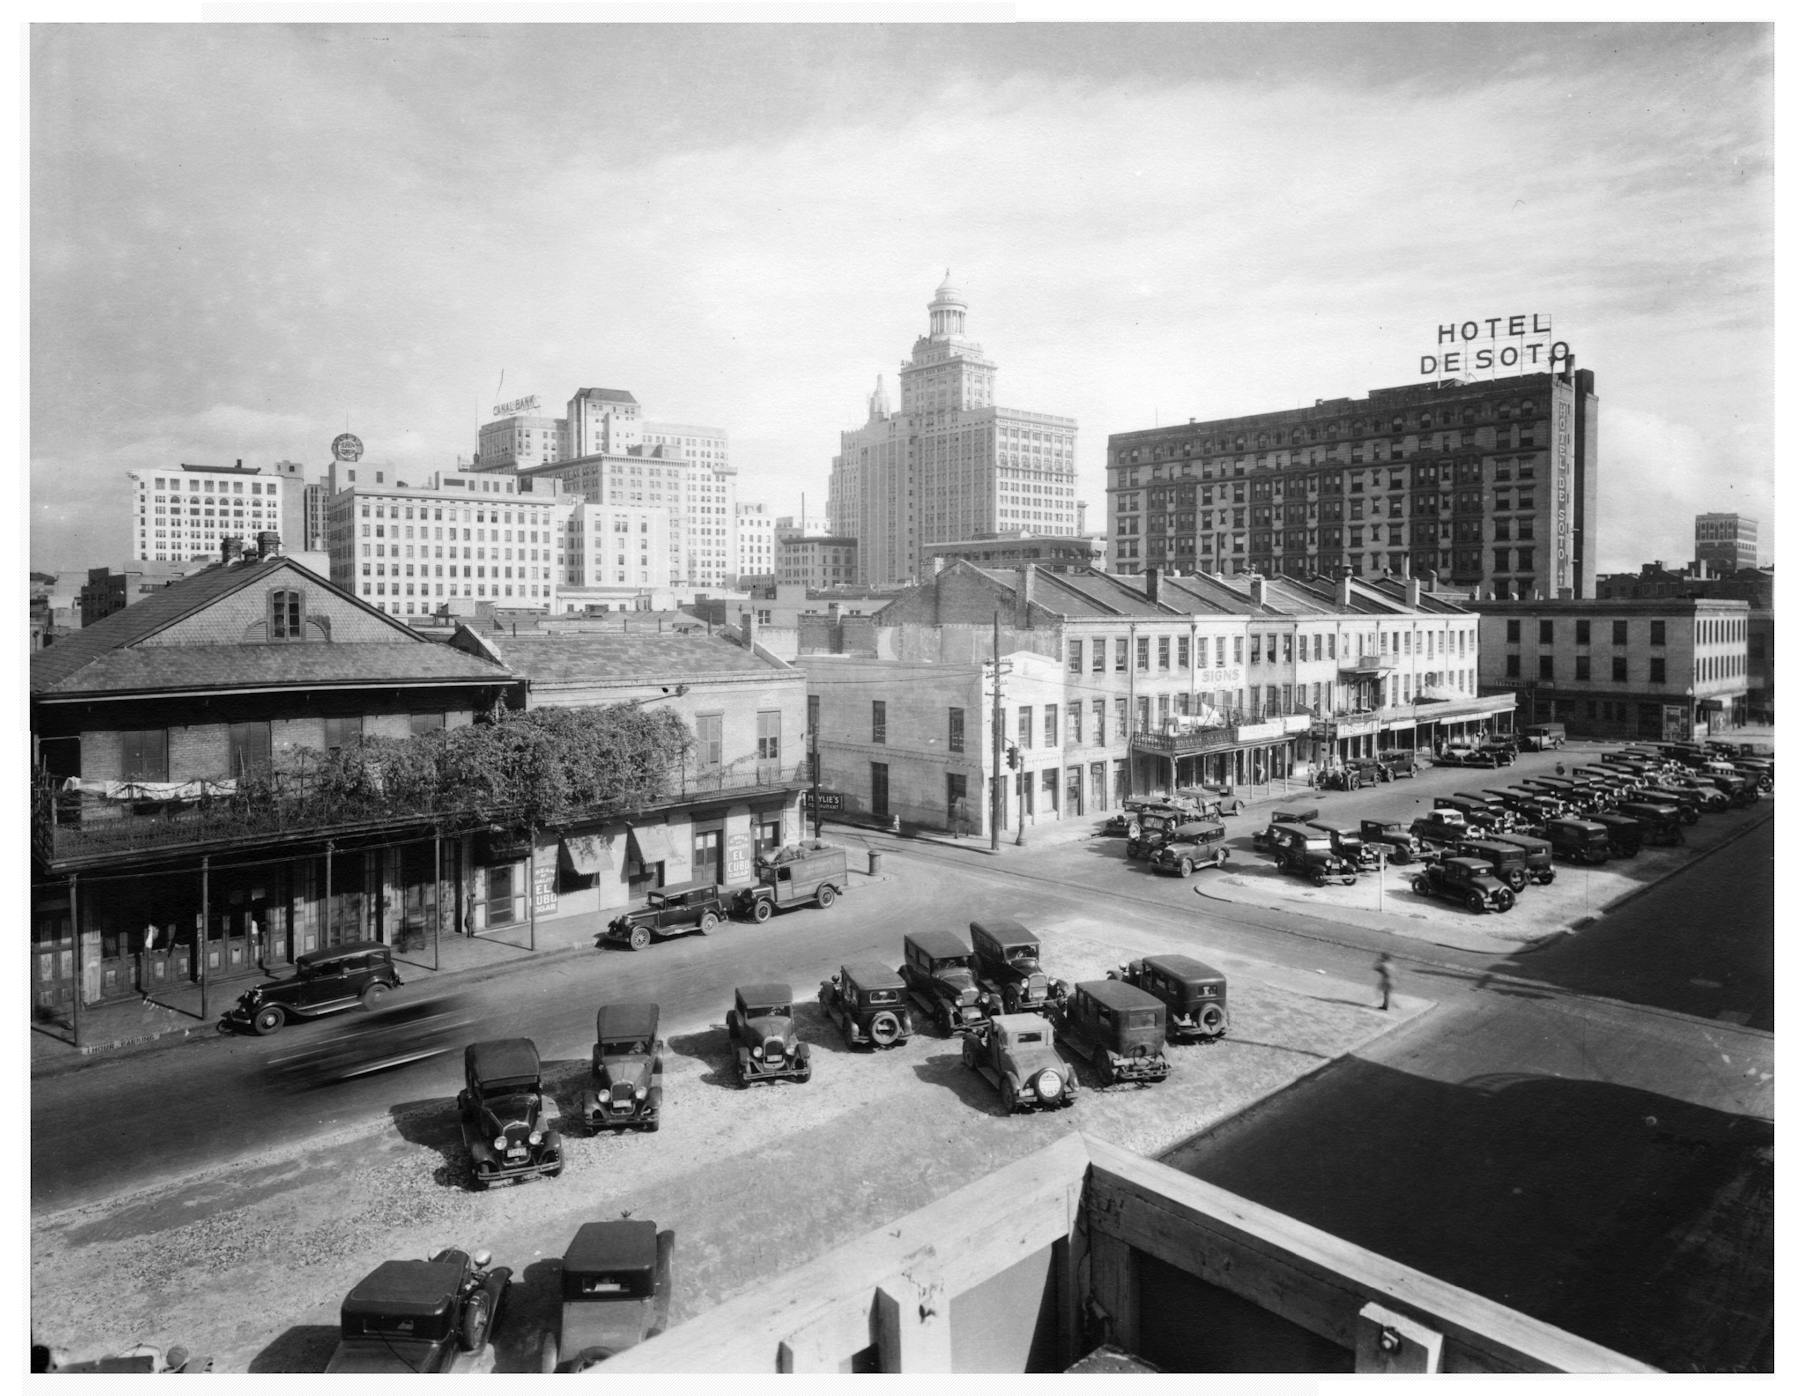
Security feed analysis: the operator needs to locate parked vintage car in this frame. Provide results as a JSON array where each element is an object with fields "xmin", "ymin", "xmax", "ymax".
[
  {"xmin": 1615, "ymin": 799, "xmax": 1688, "ymax": 845},
  {"xmin": 220, "ymin": 940, "xmax": 401, "ymax": 1036},
  {"xmin": 578, "ymin": 1002, "xmax": 663, "ymax": 1134},
  {"xmin": 1408, "ymin": 808, "xmax": 1472, "ymax": 849},
  {"xmin": 1109, "ymin": 954, "xmax": 1228, "ymax": 1042},
  {"xmin": 1100, "ymin": 797, "xmax": 1155, "ymax": 837},
  {"xmin": 1251, "ymin": 806, "xmax": 1321, "ymax": 851},
  {"xmin": 458, "ymin": 1039, "xmax": 563, "ymax": 1188},
  {"xmin": 326, "ymin": 1247, "xmax": 512, "ymax": 1373},
  {"xmin": 264, "ymin": 992, "xmax": 474, "ymax": 1088},
  {"xmin": 1172, "ymin": 785, "xmax": 1246, "ymax": 816},
  {"xmin": 727, "ymin": 983, "xmax": 811, "ymax": 1086},
  {"xmin": 1486, "ymin": 787, "xmax": 1564, "ymax": 823},
  {"xmin": 1306, "ymin": 820, "xmax": 1382, "ymax": 871},
  {"xmin": 819, "ymin": 960, "xmax": 915, "ymax": 1048},
  {"xmin": 1435, "ymin": 793, "xmax": 1510, "ymax": 831},
  {"xmin": 604, "ymin": 881, "xmax": 727, "ymax": 951},
  {"xmin": 969, "ymin": 917, "xmax": 1069, "ymax": 1017},
  {"xmin": 960, "ymin": 1012, "xmax": 1076, "ymax": 1114},
  {"xmin": 1544, "ymin": 817, "xmax": 1613, "ymax": 865},
  {"xmin": 1522, "ymin": 722, "xmax": 1567, "ymax": 751},
  {"xmin": 736, "ymin": 843, "xmax": 849, "ymax": 921},
  {"xmin": 1633, "ymin": 780, "xmax": 1708, "ymax": 822},
  {"xmin": 540, "ymin": 1220, "xmax": 673, "ymax": 1373},
  {"xmin": 1056, "ymin": 980, "xmax": 1170, "ymax": 1086},
  {"xmin": 1147, "ymin": 819, "xmax": 1231, "ymax": 876},
  {"xmin": 1478, "ymin": 740, "xmax": 1519, "ymax": 767},
  {"xmin": 1435, "ymin": 745, "xmax": 1500, "ymax": 768},
  {"xmin": 1358, "ymin": 818, "xmax": 1429, "ymax": 864},
  {"xmin": 1261, "ymin": 823, "xmax": 1358, "ymax": 886},
  {"xmin": 897, "ymin": 929, "xmax": 994, "ymax": 1036},
  {"xmin": 1520, "ymin": 778, "xmax": 1602, "ymax": 816},
  {"xmin": 1587, "ymin": 812, "xmax": 1645, "ymax": 858},
  {"xmin": 1482, "ymin": 831, "xmax": 1557, "ymax": 884},
  {"xmin": 1452, "ymin": 837, "xmax": 1534, "ymax": 893},
  {"xmin": 1411, "ymin": 856, "xmax": 1516, "ymax": 913},
  {"xmin": 1377, "ymin": 750, "xmax": 1421, "ymax": 780}
]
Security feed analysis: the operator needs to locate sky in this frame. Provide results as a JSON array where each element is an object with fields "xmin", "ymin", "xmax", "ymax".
[{"xmin": 26, "ymin": 15, "xmax": 1777, "ymax": 578}]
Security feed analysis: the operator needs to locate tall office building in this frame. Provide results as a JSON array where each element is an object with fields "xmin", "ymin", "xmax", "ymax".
[
  {"xmin": 828, "ymin": 274, "xmax": 1079, "ymax": 586},
  {"xmin": 130, "ymin": 462, "xmax": 285, "ymax": 563},
  {"xmin": 736, "ymin": 501, "xmax": 775, "ymax": 585},
  {"xmin": 1694, "ymin": 512, "xmax": 1758, "ymax": 574},
  {"xmin": 1106, "ymin": 365, "xmax": 1599, "ymax": 600},
  {"xmin": 561, "ymin": 500, "xmax": 671, "ymax": 591},
  {"xmin": 322, "ymin": 466, "xmax": 568, "ymax": 617},
  {"xmin": 477, "ymin": 409, "xmax": 568, "ymax": 470}
]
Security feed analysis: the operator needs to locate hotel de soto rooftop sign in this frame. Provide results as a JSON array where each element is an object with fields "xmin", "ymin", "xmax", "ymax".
[{"xmin": 1420, "ymin": 313, "xmax": 1569, "ymax": 378}]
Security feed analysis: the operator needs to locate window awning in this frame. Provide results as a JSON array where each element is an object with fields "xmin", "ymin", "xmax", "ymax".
[
  {"xmin": 560, "ymin": 834, "xmax": 613, "ymax": 877},
  {"xmin": 628, "ymin": 823, "xmax": 675, "ymax": 867}
]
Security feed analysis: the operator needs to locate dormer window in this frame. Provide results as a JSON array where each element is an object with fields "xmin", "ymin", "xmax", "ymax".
[{"xmin": 269, "ymin": 588, "xmax": 304, "ymax": 640}]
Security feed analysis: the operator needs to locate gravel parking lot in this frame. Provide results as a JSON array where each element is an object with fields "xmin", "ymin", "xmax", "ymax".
[{"xmin": 30, "ymin": 910, "xmax": 1421, "ymax": 1374}]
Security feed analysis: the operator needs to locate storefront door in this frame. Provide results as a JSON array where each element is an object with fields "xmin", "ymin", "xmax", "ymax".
[{"xmin": 693, "ymin": 829, "xmax": 722, "ymax": 886}]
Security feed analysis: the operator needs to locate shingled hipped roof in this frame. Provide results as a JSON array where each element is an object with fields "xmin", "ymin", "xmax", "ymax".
[{"xmin": 490, "ymin": 631, "xmax": 793, "ymax": 687}]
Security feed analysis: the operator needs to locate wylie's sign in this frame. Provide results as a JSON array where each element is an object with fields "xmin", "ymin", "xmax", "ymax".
[{"xmin": 1420, "ymin": 314, "xmax": 1569, "ymax": 378}]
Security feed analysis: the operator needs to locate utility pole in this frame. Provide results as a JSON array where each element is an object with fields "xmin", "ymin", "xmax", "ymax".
[{"xmin": 989, "ymin": 610, "xmax": 1011, "ymax": 853}]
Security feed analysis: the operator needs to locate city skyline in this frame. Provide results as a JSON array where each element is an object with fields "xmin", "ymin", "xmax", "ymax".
[{"xmin": 29, "ymin": 20, "xmax": 1774, "ymax": 578}]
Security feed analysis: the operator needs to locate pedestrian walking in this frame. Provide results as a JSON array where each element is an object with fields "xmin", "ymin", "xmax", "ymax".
[{"xmin": 1375, "ymin": 953, "xmax": 1394, "ymax": 1012}]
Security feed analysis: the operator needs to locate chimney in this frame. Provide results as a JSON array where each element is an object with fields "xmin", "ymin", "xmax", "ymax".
[
  {"xmin": 1336, "ymin": 572, "xmax": 1352, "ymax": 608},
  {"xmin": 1014, "ymin": 564, "xmax": 1036, "ymax": 630},
  {"xmin": 1145, "ymin": 567, "xmax": 1161, "ymax": 605},
  {"xmin": 1404, "ymin": 577, "xmax": 1421, "ymax": 608},
  {"xmin": 221, "ymin": 537, "xmax": 244, "ymax": 566},
  {"xmin": 257, "ymin": 531, "xmax": 281, "ymax": 558},
  {"xmin": 1249, "ymin": 573, "xmax": 1266, "ymax": 607},
  {"xmin": 739, "ymin": 610, "xmax": 757, "ymax": 652}
]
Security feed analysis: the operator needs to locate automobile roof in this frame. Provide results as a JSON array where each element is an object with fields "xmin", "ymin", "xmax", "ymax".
[
  {"xmin": 1487, "ymin": 831, "xmax": 1551, "ymax": 849},
  {"xmin": 297, "ymin": 939, "xmax": 388, "ymax": 971},
  {"xmin": 991, "ymin": 1012, "xmax": 1052, "ymax": 1036},
  {"xmin": 1141, "ymin": 953, "xmax": 1226, "ymax": 983},
  {"xmin": 1548, "ymin": 817, "xmax": 1608, "ymax": 832},
  {"xmin": 341, "ymin": 1259, "xmax": 460, "ymax": 1318},
  {"xmin": 595, "ymin": 1002, "xmax": 659, "ymax": 1041},
  {"xmin": 1075, "ymin": 978, "xmax": 1165, "ymax": 1014},
  {"xmin": 465, "ymin": 1037, "xmax": 540, "ymax": 1081},
  {"xmin": 840, "ymin": 960, "xmax": 906, "ymax": 990},
  {"xmin": 648, "ymin": 879, "xmax": 715, "ymax": 899},
  {"xmin": 1617, "ymin": 799, "xmax": 1680, "ymax": 812},
  {"xmin": 1166, "ymin": 820, "xmax": 1226, "ymax": 839},
  {"xmin": 1270, "ymin": 807, "xmax": 1319, "ymax": 821},
  {"xmin": 1305, "ymin": 821, "xmax": 1361, "ymax": 836},
  {"xmin": 562, "ymin": 1219, "xmax": 658, "ymax": 1275},
  {"xmin": 736, "ymin": 982, "xmax": 792, "ymax": 1007},
  {"xmin": 1443, "ymin": 856, "xmax": 1499, "ymax": 874},
  {"xmin": 969, "ymin": 917, "xmax": 1035, "ymax": 943},
  {"xmin": 904, "ymin": 928, "xmax": 973, "ymax": 959}
]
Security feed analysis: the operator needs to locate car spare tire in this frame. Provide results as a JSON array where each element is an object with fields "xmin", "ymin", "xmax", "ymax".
[
  {"xmin": 1034, "ymin": 1068, "xmax": 1065, "ymax": 1101},
  {"xmin": 458, "ymin": 1292, "xmax": 491, "ymax": 1353},
  {"xmin": 868, "ymin": 1010, "xmax": 901, "ymax": 1046}
]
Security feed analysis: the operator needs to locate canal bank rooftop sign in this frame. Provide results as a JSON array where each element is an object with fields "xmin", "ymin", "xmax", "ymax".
[{"xmin": 1420, "ymin": 314, "xmax": 1569, "ymax": 378}]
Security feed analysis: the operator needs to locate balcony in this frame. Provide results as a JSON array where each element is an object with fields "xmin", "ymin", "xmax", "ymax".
[
  {"xmin": 32, "ymin": 760, "xmax": 814, "ymax": 871},
  {"xmin": 1338, "ymin": 658, "xmax": 1395, "ymax": 679}
]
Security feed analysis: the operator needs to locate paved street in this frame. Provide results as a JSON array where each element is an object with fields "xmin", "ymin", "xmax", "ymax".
[{"xmin": 29, "ymin": 745, "xmax": 1774, "ymax": 1372}]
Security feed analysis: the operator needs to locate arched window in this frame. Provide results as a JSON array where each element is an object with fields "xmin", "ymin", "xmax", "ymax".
[{"xmin": 269, "ymin": 588, "xmax": 304, "ymax": 640}]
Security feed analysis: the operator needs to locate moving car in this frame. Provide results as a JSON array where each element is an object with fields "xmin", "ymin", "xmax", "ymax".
[
  {"xmin": 220, "ymin": 940, "xmax": 401, "ymax": 1037},
  {"xmin": 1522, "ymin": 722, "xmax": 1567, "ymax": 750},
  {"xmin": 578, "ymin": 1002, "xmax": 664, "ymax": 1134},
  {"xmin": 1147, "ymin": 819, "xmax": 1231, "ymax": 876},
  {"xmin": 457, "ymin": 1039, "xmax": 564, "ymax": 1188},
  {"xmin": 540, "ymin": 1220, "xmax": 673, "ymax": 1373},
  {"xmin": 1109, "ymin": 954, "xmax": 1228, "ymax": 1042},
  {"xmin": 818, "ymin": 960, "xmax": 915, "ymax": 1049},
  {"xmin": 960, "ymin": 1012, "xmax": 1076, "ymax": 1114},
  {"xmin": 1056, "ymin": 980, "xmax": 1170, "ymax": 1086},
  {"xmin": 326, "ymin": 1248, "xmax": 512, "ymax": 1373},
  {"xmin": 727, "ymin": 983, "xmax": 812, "ymax": 1086},
  {"xmin": 264, "ymin": 992, "xmax": 474, "ymax": 1087},
  {"xmin": 604, "ymin": 881, "xmax": 726, "ymax": 951}
]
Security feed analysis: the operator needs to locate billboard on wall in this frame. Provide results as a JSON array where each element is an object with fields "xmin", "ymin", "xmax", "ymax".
[{"xmin": 1551, "ymin": 378, "xmax": 1576, "ymax": 594}]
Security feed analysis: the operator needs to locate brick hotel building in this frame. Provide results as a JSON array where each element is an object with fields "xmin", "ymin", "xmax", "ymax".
[{"xmin": 1106, "ymin": 364, "xmax": 1598, "ymax": 601}]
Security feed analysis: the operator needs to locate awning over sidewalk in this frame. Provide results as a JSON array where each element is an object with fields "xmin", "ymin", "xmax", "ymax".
[
  {"xmin": 560, "ymin": 834, "xmax": 614, "ymax": 877},
  {"xmin": 627, "ymin": 822, "xmax": 675, "ymax": 867}
]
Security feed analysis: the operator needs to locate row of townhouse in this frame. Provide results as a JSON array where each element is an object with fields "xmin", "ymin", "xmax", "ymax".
[
  {"xmin": 29, "ymin": 547, "xmax": 805, "ymax": 1020},
  {"xmin": 801, "ymin": 563, "xmax": 1515, "ymax": 838}
]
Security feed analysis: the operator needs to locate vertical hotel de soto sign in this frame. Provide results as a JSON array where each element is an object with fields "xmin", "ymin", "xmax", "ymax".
[{"xmin": 1420, "ymin": 313, "xmax": 1575, "ymax": 594}]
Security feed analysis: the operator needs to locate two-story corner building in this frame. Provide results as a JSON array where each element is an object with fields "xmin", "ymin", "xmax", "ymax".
[
  {"xmin": 488, "ymin": 625, "xmax": 810, "ymax": 917},
  {"xmin": 1477, "ymin": 597, "xmax": 1751, "ymax": 742},
  {"xmin": 800, "ymin": 562, "xmax": 1512, "ymax": 837},
  {"xmin": 30, "ymin": 549, "xmax": 521, "ymax": 1018}
]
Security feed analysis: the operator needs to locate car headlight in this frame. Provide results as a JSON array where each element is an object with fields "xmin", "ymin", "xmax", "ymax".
[
  {"xmin": 528, "ymin": 1130, "xmax": 543, "ymax": 1146},
  {"xmin": 750, "ymin": 1045, "xmax": 762, "ymax": 1059},
  {"xmin": 494, "ymin": 1133, "xmax": 508, "ymax": 1151},
  {"xmin": 634, "ymin": 1086, "xmax": 647, "ymax": 1100}
]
